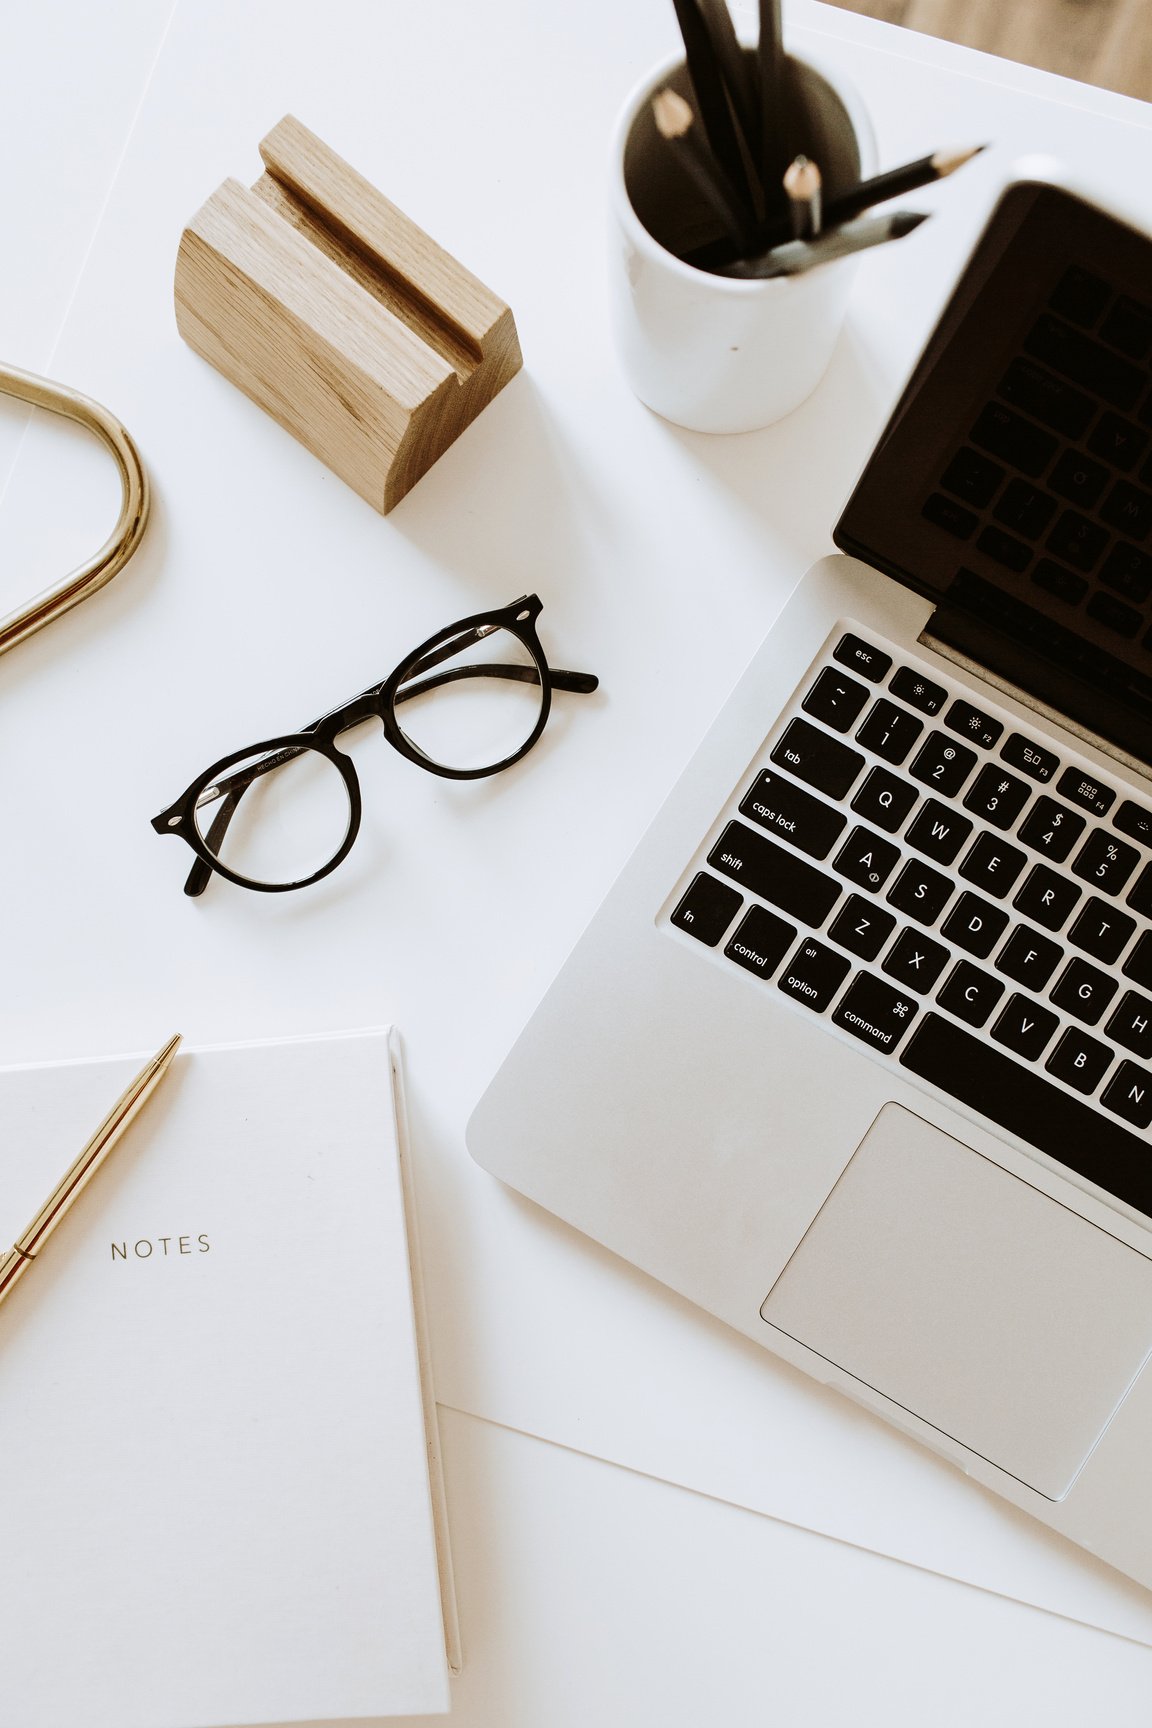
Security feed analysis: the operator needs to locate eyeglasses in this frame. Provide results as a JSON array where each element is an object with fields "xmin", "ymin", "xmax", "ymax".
[{"xmin": 151, "ymin": 593, "xmax": 598, "ymax": 895}]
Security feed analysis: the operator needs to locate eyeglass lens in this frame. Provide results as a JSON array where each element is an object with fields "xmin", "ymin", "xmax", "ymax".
[
  {"xmin": 394, "ymin": 622, "xmax": 545, "ymax": 771},
  {"xmin": 193, "ymin": 745, "xmax": 352, "ymax": 888}
]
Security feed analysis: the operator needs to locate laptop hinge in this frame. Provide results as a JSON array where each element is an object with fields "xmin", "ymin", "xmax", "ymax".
[{"xmin": 925, "ymin": 572, "xmax": 1152, "ymax": 784}]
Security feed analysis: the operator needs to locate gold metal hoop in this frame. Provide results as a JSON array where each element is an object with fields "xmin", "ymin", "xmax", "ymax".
[{"xmin": 0, "ymin": 361, "xmax": 150, "ymax": 657}]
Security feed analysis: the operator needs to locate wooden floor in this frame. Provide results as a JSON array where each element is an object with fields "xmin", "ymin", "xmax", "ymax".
[{"xmin": 821, "ymin": 0, "xmax": 1152, "ymax": 101}]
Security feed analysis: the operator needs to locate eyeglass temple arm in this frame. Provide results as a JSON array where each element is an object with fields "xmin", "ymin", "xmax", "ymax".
[{"xmin": 180, "ymin": 659, "xmax": 598, "ymax": 896}]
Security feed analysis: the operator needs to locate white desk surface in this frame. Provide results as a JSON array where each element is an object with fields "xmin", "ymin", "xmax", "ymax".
[{"xmin": 4, "ymin": 2, "xmax": 1152, "ymax": 1721}]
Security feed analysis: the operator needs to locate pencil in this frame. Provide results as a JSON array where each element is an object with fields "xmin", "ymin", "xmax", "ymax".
[
  {"xmin": 0, "ymin": 1033, "xmax": 182, "ymax": 1310},
  {"xmin": 783, "ymin": 154, "xmax": 822, "ymax": 238},
  {"xmin": 757, "ymin": 0, "xmax": 789, "ymax": 212},
  {"xmin": 695, "ymin": 0, "xmax": 760, "ymax": 165},
  {"xmin": 652, "ymin": 88, "xmax": 757, "ymax": 254},
  {"xmin": 823, "ymin": 144, "xmax": 986, "ymax": 227},
  {"xmin": 722, "ymin": 209, "xmax": 928, "ymax": 278},
  {"xmin": 670, "ymin": 0, "xmax": 756, "ymax": 224}
]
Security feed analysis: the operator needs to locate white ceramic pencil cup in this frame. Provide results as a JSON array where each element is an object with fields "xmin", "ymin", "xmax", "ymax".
[{"xmin": 610, "ymin": 51, "xmax": 876, "ymax": 433}]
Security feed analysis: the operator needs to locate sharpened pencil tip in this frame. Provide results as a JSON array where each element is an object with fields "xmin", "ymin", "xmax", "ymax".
[
  {"xmin": 652, "ymin": 88, "xmax": 695, "ymax": 140},
  {"xmin": 933, "ymin": 144, "xmax": 988, "ymax": 176}
]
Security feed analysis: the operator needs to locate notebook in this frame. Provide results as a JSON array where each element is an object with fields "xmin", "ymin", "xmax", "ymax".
[
  {"xmin": 468, "ymin": 167, "xmax": 1152, "ymax": 1589},
  {"xmin": 0, "ymin": 1027, "xmax": 457, "ymax": 1728}
]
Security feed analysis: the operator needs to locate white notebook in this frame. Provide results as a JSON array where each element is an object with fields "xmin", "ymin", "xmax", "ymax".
[{"xmin": 0, "ymin": 1027, "xmax": 456, "ymax": 1728}]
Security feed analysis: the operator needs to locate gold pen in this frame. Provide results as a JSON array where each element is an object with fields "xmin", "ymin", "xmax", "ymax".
[{"xmin": 0, "ymin": 1034, "xmax": 182, "ymax": 1309}]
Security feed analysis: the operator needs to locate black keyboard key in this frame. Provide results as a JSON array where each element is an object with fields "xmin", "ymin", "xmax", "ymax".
[
  {"xmin": 832, "ymin": 972, "xmax": 918, "ymax": 1054},
  {"xmin": 1068, "ymin": 896, "xmax": 1136, "ymax": 964},
  {"xmin": 901, "ymin": 1014, "xmax": 1152, "ymax": 1216},
  {"xmin": 999, "ymin": 733, "xmax": 1058, "ymax": 784},
  {"xmin": 887, "ymin": 859, "xmax": 954, "ymax": 925},
  {"xmin": 1013, "ymin": 864, "xmax": 1081, "ymax": 931},
  {"xmin": 1102, "ymin": 1060, "xmax": 1152, "ymax": 1129},
  {"xmin": 1087, "ymin": 592, "xmax": 1142, "ymax": 639},
  {"xmin": 1114, "ymin": 798, "xmax": 1152, "ymax": 848},
  {"xmin": 671, "ymin": 872, "xmax": 742, "ymax": 945},
  {"xmin": 724, "ymin": 905, "xmax": 797, "ymax": 979},
  {"xmin": 970, "ymin": 402, "xmax": 1057, "ymax": 478},
  {"xmin": 1018, "ymin": 796, "xmax": 1086, "ymax": 862},
  {"xmin": 834, "ymin": 826, "xmax": 901, "ymax": 893},
  {"xmin": 802, "ymin": 668, "xmax": 871, "ymax": 733},
  {"xmin": 1050, "ymin": 956, "xmax": 1118, "ymax": 1025},
  {"xmin": 993, "ymin": 478, "xmax": 1056, "ymax": 539},
  {"xmin": 1056, "ymin": 767, "xmax": 1114, "ymax": 817},
  {"xmin": 1032, "ymin": 559, "xmax": 1088, "ymax": 605},
  {"xmin": 833, "ymin": 633, "xmax": 891, "ymax": 682},
  {"xmin": 854, "ymin": 700, "xmax": 923, "ymax": 765},
  {"xmin": 1049, "ymin": 265, "xmax": 1110, "ymax": 328},
  {"xmin": 1101, "ymin": 295, "xmax": 1152, "ymax": 360},
  {"xmin": 1046, "ymin": 1027, "xmax": 1114, "ymax": 1095},
  {"xmin": 996, "ymin": 356, "xmax": 1094, "ymax": 439},
  {"xmin": 1127, "ymin": 861, "xmax": 1152, "ymax": 919},
  {"xmin": 777, "ymin": 938, "xmax": 850, "ymax": 1012},
  {"xmin": 936, "ymin": 960, "xmax": 1004, "ymax": 1027},
  {"xmin": 904, "ymin": 799, "xmax": 973, "ymax": 865},
  {"xmin": 1123, "ymin": 929, "xmax": 1152, "ymax": 989},
  {"xmin": 882, "ymin": 928, "xmax": 950, "ymax": 993},
  {"xmin": 889, "ymin": 667, "xmax": 947, "ymax": 716},
  {"xmin": 940, "ymin": 447, "xmax": 1004, "ymax": 508},
  {"xmin": 708, "ymin": 822, "xmax": 841, "ymax": 926},
  {"xmin": 922, "ymin": 493, "xmax": 977, "ymax": 540},
  {"xmin": 1100, "ymin": 478, "xmax": 1152, "ymax": 540},
  {"xmin": 1072, "ymin": 829, "xmax": 1139, "ymax": 894},
  {"xmin": 963, "ymin": 764, "xmax": 1032, "ymax": 830},
  {"xmin": 1105, "ymin": 990, "xmax": 1152, "ymax": 1060},
  {"xmin": 1049, "ymin": 448, "xmax": 1109, "ymax": 510},
  {"xmin": 942, "ymin": 891, "xmax": 1009, "ymax": 958},
  {"xmin": 1088, "ymin": 411, "xmax": 1148, "ymax": 472},
  {"xmin": 828, "ymin": 895, "xmax": 896, "ymax": 962},
  {"xmin": 991, "ymin": 993, "xmax": 1060, "ymax": 1061},
  {"xmin": 944, "ymin": 700, "xmax": 1003, "ymax": 750},
  {"xmin": 1046, "ymin": 509, "xmax": 1108, "ymax": 573},
  {"xmin": 910, "ymin": 732, "xmax": 977, "ymax": 797},
  {"xmin": 1025, "ymin": 313, "xmax": 1145, "ymax": 411},
  {"xmin": 1100, "ymin": 542, "xmax": 1152, "ymax": 603},
  {"xmin": 851, "ymin": 767, "xmax": 918, "ymax": 834},
  {"xmin": 771, "ymin": 719, "xmax": 864, "ymax": 800},
  {"xmin": 959, "ymin": 832, "xmax": 1026, "ymax": 898},
  {"xmin": 977, "ymin": 525, "xmax": 1031, "ymax": 572},
  {"xmin": 739, "ymin": 770, "xmax": 847, "ymax": 859},
  {"xmin": 996, "ymin": 926, "xmax": 1063, "ymax": 991}
]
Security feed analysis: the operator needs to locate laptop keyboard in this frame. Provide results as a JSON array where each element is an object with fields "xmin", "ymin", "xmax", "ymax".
[
  {"xmin": 665, "ymin": 624, "xmax": 1152, "ymax": 1220},
  {"xmin": 924, "ymin": 264, "xmax": 1152, "ymax": 643}
]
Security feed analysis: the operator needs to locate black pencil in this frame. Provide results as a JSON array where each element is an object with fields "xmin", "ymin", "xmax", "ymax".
[
  {"xmin": 652, "ymin": 88, "xmax": 757, "ymax": 254},
  {"xmin": 695, "ymin": 0, "xmax": 761, "ymax": 165},
  {"xmin": 757, "ymin": 0, "xmax": 789, "ymax": 213},
  {"xmin": 722, "ymin": 209, "xmax": 928, "ymax": 279},
  {"xmin": 823, "ymin": 144, "xmax": 987, "ymax": 226},
  {"xmin": 670, "ymin": 0, "xmax": 757, "ymax": 224}
]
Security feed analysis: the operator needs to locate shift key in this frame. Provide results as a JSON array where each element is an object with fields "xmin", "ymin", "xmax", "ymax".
[
  {"xmin": 708, "ymin": 821, "xmax": 842, "ymax": 925},
  {"xmin": 771, "ymin": 717, "xmax": 864, "ymax": 799}
]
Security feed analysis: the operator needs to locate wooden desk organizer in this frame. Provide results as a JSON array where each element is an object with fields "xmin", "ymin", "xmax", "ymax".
[{"xmin": 174, "ymin": 116, "xmax": 523, "ymax": 512}]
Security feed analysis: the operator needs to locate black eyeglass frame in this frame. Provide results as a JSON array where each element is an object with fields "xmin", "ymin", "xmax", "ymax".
[{"xmin": 151, "ymin": 593, "xmax": 598, "ymax": 896}]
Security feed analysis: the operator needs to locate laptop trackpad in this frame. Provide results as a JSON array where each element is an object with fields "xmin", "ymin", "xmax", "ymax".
[{"xmin": 760, "ymin": 1103, "xmax": 1152, "ymax": 1500}]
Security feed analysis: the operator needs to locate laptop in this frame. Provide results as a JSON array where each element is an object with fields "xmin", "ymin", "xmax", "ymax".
[{"xmin": 467, "ymin": 165, "xmax": 1152, "ymax": 1588}]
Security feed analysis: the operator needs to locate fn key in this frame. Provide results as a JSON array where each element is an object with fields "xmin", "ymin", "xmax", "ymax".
[{"xmin": 671, "ymin": 872, "xmax": 742, "ymax": 945}]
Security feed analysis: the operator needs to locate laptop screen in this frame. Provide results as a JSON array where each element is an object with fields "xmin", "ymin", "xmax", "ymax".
[{"xmin": 835, "ymin": 179, "xmax": 1152, "ymax": 769}]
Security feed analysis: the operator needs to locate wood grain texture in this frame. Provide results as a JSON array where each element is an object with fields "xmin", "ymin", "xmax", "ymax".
[
  {"xmin": 821, "ymin": 0, "xmax": 1152, "ymax": 100},
  {"xmin": 173, "ymin": 115, "xmax": 523, "ymax": 514}
]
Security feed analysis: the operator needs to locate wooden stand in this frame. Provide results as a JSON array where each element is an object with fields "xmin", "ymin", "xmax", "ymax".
[{"xmin": 174, "ymin": 116, "xmax": 523, "ymax": 513}]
